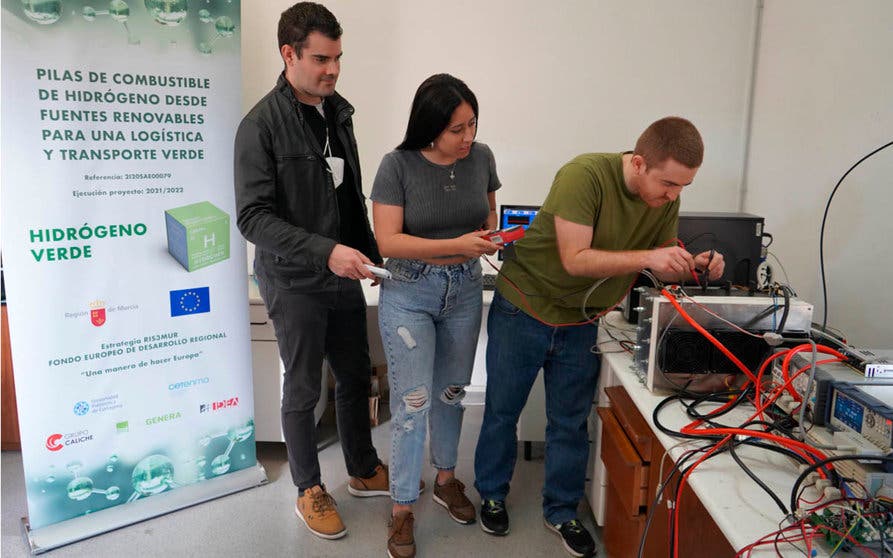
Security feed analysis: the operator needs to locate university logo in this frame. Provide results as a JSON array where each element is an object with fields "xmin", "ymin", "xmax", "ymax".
[
  {"xmin": 73, "ymin": 401, "xmax": 90, "ymax": 416},
  {"xmin": 89, "ymin": 299, "xmax": 106, "ymax": 326},
  {"xmin": 169, "ymin": 287, "xmax": 210, "ymax": 317}
]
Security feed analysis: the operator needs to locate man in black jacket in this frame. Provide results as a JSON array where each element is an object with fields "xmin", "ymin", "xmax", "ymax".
[{"xmin": 234, "ymin": 2, "xmax": 389, "ymax": 540}]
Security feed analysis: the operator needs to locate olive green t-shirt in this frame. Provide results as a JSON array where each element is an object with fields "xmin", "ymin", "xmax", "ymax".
[{"xmin": 497, "ymin": 153, "xmax": 679, "ymax": 324}]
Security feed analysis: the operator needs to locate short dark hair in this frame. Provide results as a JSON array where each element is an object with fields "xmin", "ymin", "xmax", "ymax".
[
  {"xmin": 278, "ymin": 2, "xmax": 342, "ymax": 56},
  {"xmin": 634, "ymin": 116, "xmax": 704, "ymax": 169},
  {"xmin": 397, "ymin": 74, "xmax": 479, "ymax": 151}
]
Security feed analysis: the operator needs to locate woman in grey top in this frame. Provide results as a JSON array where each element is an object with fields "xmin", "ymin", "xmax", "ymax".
[{"xmin": 371, "ymin": 74, "xmax": 501, "ymax": 558}]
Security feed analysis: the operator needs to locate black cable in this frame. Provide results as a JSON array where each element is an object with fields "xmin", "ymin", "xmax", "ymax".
[
  {"xmin": 777, "ymin": 284, "xmax": 792, "ymax": 333},
  {"xmin": 637, "ymin": 445, "xmax": 712, "ymax": 558},
  {"xmin": 742, "ymin": 302, "xmax": 782, "ymax": 329},
  {"xmin": 819, "ymin": 140, "xmax": 893, "ymax": 332},
  {"xmin": 666, "ymin": 437, "xmax": 761, "ymax": 558},
  {"xmin": 660, "ymin": 432, "xmax": 807, "ymax": 555},
  {"xmin": 789, "ymin": 455, "xmax": 893, "ymax": 513},
  {"xmin": 640, "ymin": 396, "xmax": 813, "ymax": 558},
  {"xmin": 728, "ymin": 439, "xmax": 789, "ymax": 515},
  {"xmin": 679, "ymin": 231, "xmax": 718, "ymax": 249},
  {"xmin": 652, "ymin": 395, "xmax": 727, "ymax": 441},
  {"xmin": 776, "ymin": 520, "xmax": 810, "ymax": 557},
  {"xmin": 683, "ymin": 389, "xmax": 751, "ymax": 424}
]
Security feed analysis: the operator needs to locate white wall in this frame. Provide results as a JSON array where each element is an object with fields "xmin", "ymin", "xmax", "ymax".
[
  {"xmin": 240, "ymin": 0, "xmax": 757, "ymax": 214},
  {"xmin": 240, "ymin": 1, "xmax": 892, "ymax": 348},
  {"xmin": 744, "ymin": 0, "xmax": 893, "ymax": 347}
]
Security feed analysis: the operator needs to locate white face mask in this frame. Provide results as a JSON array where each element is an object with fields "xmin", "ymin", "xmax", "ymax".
[{"xmin": 326, "ymin": 156, "xmax": 344, "ymax": 188}]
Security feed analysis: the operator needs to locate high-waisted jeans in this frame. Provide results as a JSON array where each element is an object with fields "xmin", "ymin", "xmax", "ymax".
[{"xmin": 378, "ymin": 258, "xmax": 483, "ymax": 504}]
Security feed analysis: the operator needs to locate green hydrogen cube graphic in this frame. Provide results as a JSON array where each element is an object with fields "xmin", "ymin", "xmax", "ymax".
[{"xmin": 164, "ymin": 201, "xmax": 230, "ymax": 272}]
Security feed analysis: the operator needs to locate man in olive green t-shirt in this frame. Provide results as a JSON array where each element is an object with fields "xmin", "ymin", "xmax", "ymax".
[{"xmin": 474, "ymin": 117, "xmax": 724, "ymax": 556}]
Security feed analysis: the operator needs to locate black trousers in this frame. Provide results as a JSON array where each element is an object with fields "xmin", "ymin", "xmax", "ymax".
[{"xmin": 257, "ymin": 275, "xmax": 380, "ymax": 490}]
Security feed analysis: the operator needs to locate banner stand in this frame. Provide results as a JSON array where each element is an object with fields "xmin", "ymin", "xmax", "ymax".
[{"xmin": 21, "ymin": 464, "xmax": 267, "ymax": 554}]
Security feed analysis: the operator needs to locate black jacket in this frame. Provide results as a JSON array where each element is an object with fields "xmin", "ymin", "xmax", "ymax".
[{"xmin": 234, "ymin": 74, "xmax": 380, "ymax": 292}]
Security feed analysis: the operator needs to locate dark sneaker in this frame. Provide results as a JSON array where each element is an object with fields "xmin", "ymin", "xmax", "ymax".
[
  {"xmin": 432, "ymin": 477, "xmax": 476, "ymax": 524},
  {"xmin": 480, "ymin": 499, "xmax": 509, "ymax": 536},
  {"xmin": 544, "ymin": 518, "xmax": 596, "ymax": 557},
  {"xmin": 387, "ymin": 510, "xmax": 415, "ymax": 558}
]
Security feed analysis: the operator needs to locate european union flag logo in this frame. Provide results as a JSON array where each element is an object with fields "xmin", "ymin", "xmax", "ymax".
[{"xmin": 169, "ymin": 287, "xmax": 211, "ymax": 317}]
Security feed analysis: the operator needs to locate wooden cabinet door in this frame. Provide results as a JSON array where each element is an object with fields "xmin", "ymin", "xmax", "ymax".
[
  {"xmin": 1, "ymin": 305, "xmax": 21, "ymax": 450},
  {"xmin": 605, "ymin": 385, "xmax": 653, "ymax": 458},
  {"xmin": 600, "ymin": 385, "xmax": 736, "ymax": 558},
  {"xmin": 597, "ymin": 406, "xmax": 649, "ymax": 516}
]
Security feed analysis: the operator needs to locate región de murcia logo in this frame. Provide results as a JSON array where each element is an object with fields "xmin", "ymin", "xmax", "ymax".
[{"xmin": 89, "ymin": 299, "xmax": 106, "ymax": 327}]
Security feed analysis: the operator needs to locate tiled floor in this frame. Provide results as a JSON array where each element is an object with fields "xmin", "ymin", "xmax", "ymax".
[{"xmin": 1, "ymin": 404, "xmax": 603, "ymax": 557}]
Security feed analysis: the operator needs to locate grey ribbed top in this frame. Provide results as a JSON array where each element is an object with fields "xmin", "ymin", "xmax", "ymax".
[{"xmin": 370, "ymin": 142, "xmax": 501, "ymax": 240}]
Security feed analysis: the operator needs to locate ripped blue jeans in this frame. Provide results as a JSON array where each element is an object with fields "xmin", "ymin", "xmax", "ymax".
[{"xmin": 378, "ymin": 258, "xmax": 482, "ymax": 504}]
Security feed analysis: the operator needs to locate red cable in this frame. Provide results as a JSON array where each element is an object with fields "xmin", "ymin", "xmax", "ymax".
[
  {"xmin": 753, "ymin": 349, "xmax": 792, "ymax": 422},
  {"xmin": 780, "ymin": 344, "xmax": 846, "ymax": 400},
  {"xmin": 661, "ymin": 288, "xmax": 757, "ymax": 383},
  {"xmin": 659, "ymin": 289, "xmax": 846, "ymax": 556},
  {"xmin": 482, "ymin": 255, "xmax": 635, "ymax": 328}
]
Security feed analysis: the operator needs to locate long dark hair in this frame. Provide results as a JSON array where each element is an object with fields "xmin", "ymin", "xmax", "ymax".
[{"xmin": 397, "ymin": 74, "xmax": 478, "ymax": 151}]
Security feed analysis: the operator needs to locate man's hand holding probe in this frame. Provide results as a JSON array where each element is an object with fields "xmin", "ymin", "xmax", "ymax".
[
  {"xmin": 645, "ymin": 246, "xmax": 724, "ymax": 282},
  {"xmin": 327, "ymin": 244, "xmax": 381, "ymax": 284}
]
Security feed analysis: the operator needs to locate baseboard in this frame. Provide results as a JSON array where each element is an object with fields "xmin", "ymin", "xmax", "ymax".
[{"xmin": 465, "ymin": 385, "xmax": 485, "ymax": 406}]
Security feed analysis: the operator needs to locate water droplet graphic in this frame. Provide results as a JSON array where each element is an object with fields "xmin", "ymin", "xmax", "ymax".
[
  {"xmin": 67, "ymin": 477, "xmax": 94, "ymax": 501},
  {"xmin": 144, "ymin": 0, "xmax": 187, "ymax": 26},
  {"xmin": 214, "ymin": 16, "xmax": 234, "ymax": 37},
  {"xmin": 228, "ymin": 420, "xmax": 254, "ymax": 443},
  {"xmin": 131, "ymin": 454, "xmax": 175, "ymax": 496},
  {"xmin": 109, "ymin": 0, "xmax": 130, "ymax": 22},
  {"xmin": 210, "ymin": 454, "xmax": 230, "ymax": 475},
  {"xmin": 105, "ymin": 486, "xmax": 121, "ymax": 500},
  {"xmin": 22, "ymin": 0, "xmax": 62, "ymax": 25}
]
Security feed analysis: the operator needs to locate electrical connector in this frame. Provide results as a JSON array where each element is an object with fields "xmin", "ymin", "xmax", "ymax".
[
  {"xmin": 822, "ymin": 486, "xmax": 842, "ymax": 502},
  {"xmin": 764, "ymin": 332, "xmax": 785, "ymax": 347},
  {"xmin": 778, "ymin": 394, "xmax": 795, "ymax": 413},
  {"xmin": 798, "ymin": 465, "xmax": 820, "ymax": 488},
  {"xmin": 815, "ymin": 479, "xmax": 833, "ymax": 492}
]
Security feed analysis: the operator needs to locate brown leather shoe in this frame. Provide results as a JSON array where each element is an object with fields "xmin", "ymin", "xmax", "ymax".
[
  {"xmin": 433, "ymin": 477, "xmax": 476, "ymax": 524},
  {"xmin": 387, "ymin": 510, "xmax": 416, "ymax": 558},
  {"xmin": 349, "ymin": 463, "xmax": 390, "ymax": 497},
  {"xmin": 348, "ymin": 464, "xmax": 426, "ymax": 497},
  {"xmin": 295, "ymin": 485, "xmax": 346, "ymax": 539}
]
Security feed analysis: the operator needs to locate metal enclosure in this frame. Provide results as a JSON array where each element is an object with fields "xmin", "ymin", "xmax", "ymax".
[{"xmin": 633, "ymin": 288, "xmax": 814, "ymax": 392}]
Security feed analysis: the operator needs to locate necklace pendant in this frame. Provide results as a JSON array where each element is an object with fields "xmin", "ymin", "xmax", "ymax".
[{"xmin": 449, "ymin": 170, "xmax": 455, "ymax": 180}]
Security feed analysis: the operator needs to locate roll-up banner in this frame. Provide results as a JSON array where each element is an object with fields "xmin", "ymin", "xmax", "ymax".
[{"xmin": 1, "ymin": 1, "xmax": 266, "ymax": 552}]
